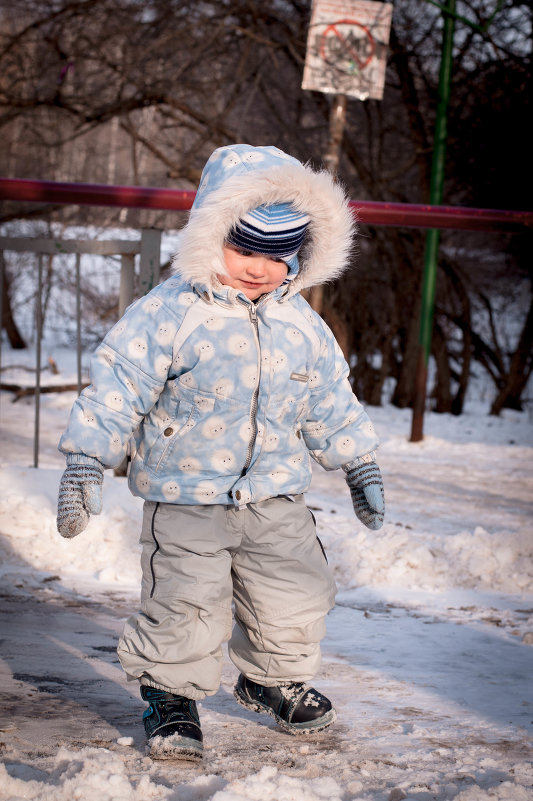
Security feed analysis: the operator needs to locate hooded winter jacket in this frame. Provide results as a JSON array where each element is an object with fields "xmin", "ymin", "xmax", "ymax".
[{"xmin": 59, "ymin": 144, "xmax": 379, "ymax": 508}]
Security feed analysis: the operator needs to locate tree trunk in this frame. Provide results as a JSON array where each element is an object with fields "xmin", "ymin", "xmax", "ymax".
[
  {"xmin": 323, "ymin": 303, "xmax": 351, "ymax": 362},
  {"xmin": 307, "ymin": 285, "xmax": 324, "ymax": 317},
  {"xmin": 391, "ymin": 298, "xmax": 421, "ymax": 408},
  {"xmin": 451, "ymin": 320, "xmax": 471, "ymax": 416},
  {"xmin": 436, "ymin": 259, "xmax": 473, "ymax": 415},
  {"xmin": 388, "ymin": 230, "xmax": 425, "ymax": 409},
  {"xmin": 1, "ymin": 258, "xmax": 27, "ymax": 349},
  {"xmin": 431, "ymin": 320, "xmax": 452, "ymax": 413},
  {"xmin": 490, "ymin": 292, "xmax": 533, "ymax": 415}
]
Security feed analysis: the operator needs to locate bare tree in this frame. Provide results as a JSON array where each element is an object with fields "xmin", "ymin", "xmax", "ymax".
[{"xmin": 0, "ymin": 0, "xmax": 530, "ymax": 414}]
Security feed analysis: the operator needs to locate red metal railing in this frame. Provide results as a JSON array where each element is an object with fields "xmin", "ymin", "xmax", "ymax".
[{"xmin": 0, "ymin": 177, "xmax": 531, "ymax": 232}]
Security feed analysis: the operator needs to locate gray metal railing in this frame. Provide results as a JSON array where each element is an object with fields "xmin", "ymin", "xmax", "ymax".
[{"xmin": 0, "ymin": 228, "xmax": 162, "ymax": 467}]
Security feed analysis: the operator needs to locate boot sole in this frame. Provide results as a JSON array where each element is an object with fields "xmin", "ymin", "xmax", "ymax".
[
  {"xmin": 147, "ymin": 733, "xmax": 203, "ymax": 760},
  {"xmin": 233, "ymin": 686, "xmax": 337, "ymax": 735}
]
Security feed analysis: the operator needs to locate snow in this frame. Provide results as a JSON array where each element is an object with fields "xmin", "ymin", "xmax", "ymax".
[{"xmin": 0, "ymin": 345, "xmax": 532, "ymax": 801}]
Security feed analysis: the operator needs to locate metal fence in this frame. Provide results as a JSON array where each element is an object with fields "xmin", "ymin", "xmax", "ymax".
[{"xmin": 0, "ymin": 229, "xmax": 161, "ymax": 467}]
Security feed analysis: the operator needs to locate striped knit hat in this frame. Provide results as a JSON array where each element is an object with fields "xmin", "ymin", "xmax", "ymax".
[{"xmin": 226, "ymin": 203, "xmax": 310, "ymax": 277}]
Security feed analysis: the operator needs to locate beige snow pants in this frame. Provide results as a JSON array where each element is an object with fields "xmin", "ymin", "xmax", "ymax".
[{"xmin": 117, "ymin": 495, "xmax": 337, "ymax": 700}]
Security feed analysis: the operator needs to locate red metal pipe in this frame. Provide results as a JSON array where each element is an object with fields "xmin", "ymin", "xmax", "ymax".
[
  {"xmin": 0, "ymin": 177, "xmax": 531, "ymax": 233},
  {"xmin": 0, "ymin": 178, "xmax": 195, "ymax": 211},
  {"xmin": 350, "ymin": 199, "xmax": 532, "ymax": 232}
]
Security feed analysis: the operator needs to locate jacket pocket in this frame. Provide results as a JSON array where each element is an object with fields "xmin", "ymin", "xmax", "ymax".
[
  {"xmin": 145, "ymin": 399, "xmax": 197, "ymax": 473},
  {"xmin": 277, "ymin": 392, "xmax": 309, "ymax": 427}
]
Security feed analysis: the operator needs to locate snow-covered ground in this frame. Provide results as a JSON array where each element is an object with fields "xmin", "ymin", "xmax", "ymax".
[{"xmin": 0, "ymin": 345, "xmax": 532, "ymax": 801}]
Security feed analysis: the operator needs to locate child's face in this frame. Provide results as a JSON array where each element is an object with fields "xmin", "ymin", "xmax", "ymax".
[{"xmin": 219, "ymin": 245, "xmax": 289, "ymax": 300}]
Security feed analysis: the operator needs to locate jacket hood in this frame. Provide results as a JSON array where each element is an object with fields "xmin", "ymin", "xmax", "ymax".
[{"xmin": 171, "ymin": 144, "xmax": 356, "ymax": 296}]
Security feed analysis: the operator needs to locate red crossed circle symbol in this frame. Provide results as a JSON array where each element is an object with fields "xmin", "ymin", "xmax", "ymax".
[{"xmin": 319, "ymin": 19, "xmax": 375, "ymax": 70}]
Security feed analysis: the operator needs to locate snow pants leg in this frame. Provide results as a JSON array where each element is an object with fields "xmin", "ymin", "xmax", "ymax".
[
  {"xmin": 228, "ymin": 494, "xmax": 337, "ymax": 686},
  {"xmin": 117, "ymin": 496, "xmax": 336, "ymax": 700}
]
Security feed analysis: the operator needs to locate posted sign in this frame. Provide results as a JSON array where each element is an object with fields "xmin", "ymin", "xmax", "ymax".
[{"xmin": 302, "ymin": 0, "xmax": 393, "ymax": 100}]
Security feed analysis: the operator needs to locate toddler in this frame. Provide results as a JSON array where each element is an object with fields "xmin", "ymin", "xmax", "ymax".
[{"xmin": 57, "ymin": 144, "xmax": 384, "ymax": 760}]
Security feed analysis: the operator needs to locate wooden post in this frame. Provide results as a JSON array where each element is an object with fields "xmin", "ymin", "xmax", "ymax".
[
  {"xmin": 310, "ymin": 94, "xmax": 348, "ymax": 316},
  {"xmin": 323, "ymin": 94, "xmax": 347, "ymax": 176},
  {"xmin": 119, "ymin": 254, "xmax": 135, "ymax": 317},
  {"xmin": 139, "ymin": 228, "xmax": 161, "ymax": 296}
]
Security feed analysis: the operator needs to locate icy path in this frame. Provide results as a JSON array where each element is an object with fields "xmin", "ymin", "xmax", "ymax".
[{"xmin": 0, "ymin": 572, "xmax": 531, "ymax": 801}]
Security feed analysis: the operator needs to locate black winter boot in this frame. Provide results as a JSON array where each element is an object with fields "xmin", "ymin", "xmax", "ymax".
[
  {"xmin": 141, "ymin": 686, "xmax": 203, "ymax": 759},
  {"xmin": 234, "ymin": 674, "xmax": 336, "ymax": 734}
]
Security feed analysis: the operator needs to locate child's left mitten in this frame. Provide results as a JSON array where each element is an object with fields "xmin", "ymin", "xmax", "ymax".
[
  {"xmin": 343, "ymin": 452, "xmax": 385, "ymax": 530},
  {"xmin": 57, "ymin": 461, "xmax": 104, "ymax": 538}
]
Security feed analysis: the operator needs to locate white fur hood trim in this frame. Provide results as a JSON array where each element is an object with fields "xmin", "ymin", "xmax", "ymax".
[{"xmin": 172, "ymin": 156, "xmax": 356, "ymax": 294}]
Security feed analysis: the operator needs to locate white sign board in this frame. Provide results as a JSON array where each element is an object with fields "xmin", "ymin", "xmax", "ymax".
[{"xmin": 302, "ymin": 0, "xmax": 393, "ymax": 100}]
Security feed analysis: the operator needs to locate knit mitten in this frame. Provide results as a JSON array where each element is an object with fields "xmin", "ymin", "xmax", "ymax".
[
  {"xmin": 343, "ymin": 452, "xmax": 384, "ymax": 530},
  {"xmin": 57, "ymin": 460, "xmax": 104, "ymax": 538}
]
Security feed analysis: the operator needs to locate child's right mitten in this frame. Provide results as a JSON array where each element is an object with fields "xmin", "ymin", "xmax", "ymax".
[
  {"xmin": 57, "ymin": 460, "xmax": 104, "ymax": 538},
  {"xmin": 343, "ymin": 452, "xmax": 385, "ymax": 530}
]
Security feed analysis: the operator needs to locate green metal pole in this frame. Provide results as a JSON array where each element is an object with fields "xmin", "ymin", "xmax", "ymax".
[{"xmin": 410, "ymin": 0, "xmax": 456, "ymax": 442}]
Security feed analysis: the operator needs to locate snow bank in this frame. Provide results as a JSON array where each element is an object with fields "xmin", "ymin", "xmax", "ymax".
[
  {"xmin": 0, "ymin": 746, "xmax": 219, "ymax": 801},
  {"xmin": 0, "ymin": 466, "xmax": 143, "ymax": 588},
  {"xmin": 0, "ymin": 751, "xmax": 343, "ymax": 801},
  {"xmin": 318, "ymin": 518, "xmax": 533, "ymax": 594},
  {"xmin": 2, "ymin": 751, "xmax": 531, "ymax": 801}
]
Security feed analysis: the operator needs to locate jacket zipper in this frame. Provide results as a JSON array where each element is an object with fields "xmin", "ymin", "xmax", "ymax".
[{"xmin": 241, "ymin": 301, "xmax": 262, "ymax": 474}]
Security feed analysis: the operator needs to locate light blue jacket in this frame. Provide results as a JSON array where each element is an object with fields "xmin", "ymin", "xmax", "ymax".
[{"xmin": 59, "ymin": 145, "xmax": 379, "ymax": 508}]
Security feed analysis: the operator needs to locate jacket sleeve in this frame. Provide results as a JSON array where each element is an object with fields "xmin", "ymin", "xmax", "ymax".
[
  {"xmin": 300, "ymin": 315, "xmax": 379, "ymax": 470},
  {"xmin": 58, "ymin": 292, "xmax": 178, "ymax": 469}
]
